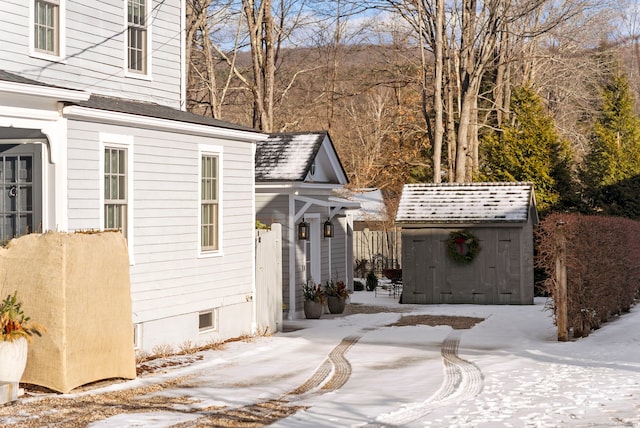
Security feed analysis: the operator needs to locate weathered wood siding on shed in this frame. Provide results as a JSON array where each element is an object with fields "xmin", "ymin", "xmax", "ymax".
[
  {"xmin": 402, "ymin": 227, "xmax": 534, "ymax": 304},
  {"xmin": 0, "ymin": 0, "xmax": 182, "ymax": 108},
  {"xmin": 66, "ymin": 119, "xmax": 256, "ymax": 329}
]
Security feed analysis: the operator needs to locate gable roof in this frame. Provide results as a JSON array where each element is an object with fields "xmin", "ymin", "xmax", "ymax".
[
  {"xmin": 342, "ymin": 188, "xmax": 387, "ymax": 222},
  {"xmin": 0, "ymin": 69, "xmax": 259, "ymax": 133},
  {"xmin": 395, "ymin": 182, "xmax": 537, "ymax": 224},
  {"xmin": 70, "ymin": 95, "xmax": 258, "ymax": 132},
  {"xmin": 0, "ymin": 69, "xmax": 59, "ymax": 87},
  {"xmin": 255, "ymin": 131, "xmax": 348, "ymax": 184}
]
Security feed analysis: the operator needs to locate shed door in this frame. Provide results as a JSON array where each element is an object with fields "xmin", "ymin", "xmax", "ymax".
[{"xmin": 0, "ymin": 145, "xmax": 42, "ymax": 243}]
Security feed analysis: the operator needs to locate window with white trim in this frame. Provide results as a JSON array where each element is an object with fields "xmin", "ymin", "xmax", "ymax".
[
  {"xmin": 34, "ymin": 0, "xmax": 60, "ymax": 55},
  {"xmin": 127, "ymin": 0, "xmax": 147, "ymax": 73},
  {"xmin": 201, "ymin": 154, "xmax": 219, "ymax": 251},
  {"xmin": 104, "ymin": 147, "xmax": 128, "ymax": 237}
]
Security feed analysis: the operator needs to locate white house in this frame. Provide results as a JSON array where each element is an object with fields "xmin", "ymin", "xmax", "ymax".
[
  {"xmin": 255, "ymin": 132, "xmax": 359, "ymax": 319},
  {"xmin": 0, "ymin": 0, "xmax": 266, "ymax": 352}
]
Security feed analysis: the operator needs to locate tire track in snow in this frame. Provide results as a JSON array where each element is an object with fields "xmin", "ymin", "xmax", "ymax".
[
  {"xmin": 370, "ymin": 330, "xmax": 483, "ymax": 427},
  {"xmin": 288, "ymin": 335, "xmax": 361, "ymax": 396}
]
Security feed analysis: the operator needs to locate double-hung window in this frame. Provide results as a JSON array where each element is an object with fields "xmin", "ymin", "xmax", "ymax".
[
  {"xmin": 201, "ymin": 154, "xmax": 219, "ymax": 252},
  {"xmin": 127, "ymin": 0, "xmax": 147, "ymax": 73},
  {"xmin": 34, "ymin": 0, "xmax": 60, "ymax": 55},
  {"xmin": 104, "ymin": 147, "xmax": 128, "ymax": 237}
]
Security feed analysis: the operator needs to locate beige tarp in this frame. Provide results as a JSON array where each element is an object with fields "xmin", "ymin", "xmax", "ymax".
[{"xmin": 0, "ymin": 231, "xmax": 136, "ymax": 393}]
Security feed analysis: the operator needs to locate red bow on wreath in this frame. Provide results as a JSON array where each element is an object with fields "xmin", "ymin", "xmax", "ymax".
[{"xmin": 454, "ymin": 237, "xmax": 466, "ymax": 254}]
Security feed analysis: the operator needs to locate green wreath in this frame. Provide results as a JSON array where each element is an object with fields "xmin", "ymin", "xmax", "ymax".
[{"xmin": 446, "ymin": 230, "xmax": 481, "ymax": 264}]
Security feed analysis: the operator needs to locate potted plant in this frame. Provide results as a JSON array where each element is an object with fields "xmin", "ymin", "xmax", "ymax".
[
  {"xmin": 324, "ymin": 279, "xmax": 349, "ymax": 314},
  {"xmin": 0, "ymin": 291, "xmax": 45, "ymax": 383},
  {"xmin": 302, "ymin": 281, "xmax": 325, "ymax": 319}
]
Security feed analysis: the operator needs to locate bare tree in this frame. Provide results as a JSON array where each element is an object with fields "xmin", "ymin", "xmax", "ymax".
[{"xmin": 377, "ymin": 0, "xmax": 603, "ymax": 182}]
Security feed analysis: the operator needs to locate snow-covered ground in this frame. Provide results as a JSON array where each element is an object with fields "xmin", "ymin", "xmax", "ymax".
[{"xmin": 19, "ymin": 288, "xmax": 640, "ymax": 427}]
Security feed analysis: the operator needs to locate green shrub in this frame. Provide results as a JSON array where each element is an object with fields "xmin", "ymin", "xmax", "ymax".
[
  {"xmin": 365, "ymin": 271, "xmax": 378, "ymax": 291},
  {"xmin": 353, "ymin": 280, "xmax": 364, "ymax": 291}
]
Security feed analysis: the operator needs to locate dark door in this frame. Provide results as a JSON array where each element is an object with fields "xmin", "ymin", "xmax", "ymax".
[{"xmin": 0, "ymin": 144, "xmax": 42, "ymax": 243}]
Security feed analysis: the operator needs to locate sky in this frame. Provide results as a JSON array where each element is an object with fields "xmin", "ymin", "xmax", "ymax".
[{"xmin": 7, "ymin": 286, "xmax": 640, "ymax": 427}]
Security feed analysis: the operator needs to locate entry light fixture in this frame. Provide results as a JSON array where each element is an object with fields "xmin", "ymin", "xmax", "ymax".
[
  {"xmin": 298, "ymin": 219, "xmax": 309, "ymax": 240},
  {"xmin": 323, "ymin": 218, "xmax": 334, "ymax": 238}
]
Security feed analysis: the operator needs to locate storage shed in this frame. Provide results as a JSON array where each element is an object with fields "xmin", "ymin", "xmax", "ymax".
[{"xmin": 396, "ymin": 182, "xmax": 538, "ymax": 305}]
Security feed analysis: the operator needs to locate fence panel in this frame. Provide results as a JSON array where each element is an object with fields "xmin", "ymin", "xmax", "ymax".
[
  {"xmin": 255, "ymin": 223, "xmax": 282, "ymax": 333},
  {"xmin": 353, "ymin": 227, "xmax": 402, "ymax": 277}
]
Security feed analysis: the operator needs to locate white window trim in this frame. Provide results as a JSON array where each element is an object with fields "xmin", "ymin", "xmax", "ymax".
[
  {"xmin": 198, "ymin": 309, "xmax": 218, "ymax": 333},
  {"xmin": 198, "ymin": 144, "xmax": 223, "ymax": 258},
  {"xmin": 99, "ymin": 133, "xmax": 135, "ymax": 265},
  {"xmin": 123, "ymin": 0, "xmax": 153, "ymax": 80},
  {"xmin": 29, "ymin": 0, "xmax": 66, "ymax": 62}
]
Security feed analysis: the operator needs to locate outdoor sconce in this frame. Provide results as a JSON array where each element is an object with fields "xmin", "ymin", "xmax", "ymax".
[
  {"xmin": 298, "ymin": 219, "xmax": 309, "ymax": 240},
  {"xmin": 323, "ymin": 218, "xmax": 334, "ymax": 238}
]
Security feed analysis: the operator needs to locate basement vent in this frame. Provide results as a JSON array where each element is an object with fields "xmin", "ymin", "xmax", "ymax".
[{"xmin": 199, "ymin": 309, "xmax": 217, "ymax": 331}]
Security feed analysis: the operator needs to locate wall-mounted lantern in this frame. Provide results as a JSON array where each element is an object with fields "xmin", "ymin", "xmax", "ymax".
[
  {"xmin": 298, "ymin": 219, "xmax": 309, "ymax": 240},
  {"xmin": 323, "ymin": 218, "xmax": 334, "ymax": 238}
]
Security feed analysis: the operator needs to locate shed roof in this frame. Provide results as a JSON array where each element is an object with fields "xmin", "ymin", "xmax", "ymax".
[{"xmin": 395, "ymin": 182, "xmax": 537, "ymax": 224}]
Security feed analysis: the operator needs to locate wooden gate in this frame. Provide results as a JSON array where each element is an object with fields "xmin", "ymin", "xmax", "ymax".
[{"xmin": 255, "ymin": 223, "xmax": 282, "ymax": 334}]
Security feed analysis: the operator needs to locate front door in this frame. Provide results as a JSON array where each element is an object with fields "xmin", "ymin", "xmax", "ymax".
[{"xmin": 0, "ymin": 144, "xmax": 42, "ymax": 243}]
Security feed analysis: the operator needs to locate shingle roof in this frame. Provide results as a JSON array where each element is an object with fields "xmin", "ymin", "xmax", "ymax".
[
  {"xmin": 0, "ymin": 69, "xmax": 61, "ymax": 87},
  {"xmin": 395, "ymin": 182, "xmax": 537, "ymax": 224},
  {"xmin": 346, "ymin": 189, "xmax": 387, "ymax": 221},
  {"xmin": 72, "ymin": 95, "xmax": 258, "ymax": 132},
  {"xmin": 0, "ymin": 69, "xmax": 258, "ymax": 132},
  {"xmin": 255, "ymin": 132, "xmax": 326, "ymax": 181}
]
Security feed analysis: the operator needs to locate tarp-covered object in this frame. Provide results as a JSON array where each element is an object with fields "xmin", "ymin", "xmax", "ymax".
[{"xmin": 0, "ymin": 231, "xmax": 136, "ymax": 393}]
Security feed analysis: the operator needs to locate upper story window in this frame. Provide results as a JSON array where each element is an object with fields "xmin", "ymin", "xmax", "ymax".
[
  {"xmin": 34, "ymin": 0, "xmax": 60, "ymax": 55},
  {"xmin": 127, "ymin": 0, "xmax": 147, "ymax": 74},
  {"xmin": 201, "ymin": 154, "xmax": 219, "ymax": 252}
]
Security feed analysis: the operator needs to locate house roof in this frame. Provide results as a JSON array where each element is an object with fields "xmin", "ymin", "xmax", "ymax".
[
  {"xmin": 395, "ymin": 182, "xmax": 537, "ymax": 224},
  {"xmin": 255, "ymin": 131, "xmax": 348, "ymax": 183},
  {"xmin": 0, "ymin": 69, "xmax": 259, "ymax": 133},
  {"xmin": 342, "ymin": 188, "xmax": 387, "ymax": 222},
  {"xmin": 71, "ymin": 95, "xmax": 259, "ymax": 132},
  {"xmin": 0, "ymin": 69, "xmax": 60, "ymax": 87}
]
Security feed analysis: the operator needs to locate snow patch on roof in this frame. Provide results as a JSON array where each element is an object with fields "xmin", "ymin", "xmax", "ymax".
[
  {"xmin": 255, "ymin": 133, "xmax": 323, "ymax": 181},
  {"xmin": 396, "ymin": 182, "xmax": 536, "ymax": 224},
  {"xmin": 344, "ymin": 189, "xmax": 387, "ymax": 221}
]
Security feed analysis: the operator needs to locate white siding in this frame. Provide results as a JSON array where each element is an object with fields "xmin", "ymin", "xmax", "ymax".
[
  {"xmin": 66, "ymin": 119, "xmax": 256, "ymax": 329},
  {"xmin": 0, "ymin": 0, "xmax": 182, "ymax": 108}
]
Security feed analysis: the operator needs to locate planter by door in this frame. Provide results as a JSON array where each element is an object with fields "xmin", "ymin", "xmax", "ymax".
[
  {"xmin": 327, "ymin": 296, "xmax": 346, "ymax": 314},
  {"xmin": 0, "ymin": 337, "xmax": 28, "ymax": 382},
  {"xmin": 303, "ymin": 300, "xmax": 323, "ymax": 319}
]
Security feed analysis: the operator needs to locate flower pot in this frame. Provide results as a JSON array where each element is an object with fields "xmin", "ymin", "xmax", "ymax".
[
  {"xmin": 327, "ymin": 296, "xmax": 346, "ymax": 314},
  {"xmin": 303, "ymin": 300, "xmax": 323, "ymax": 319},
  {"xmin": 0, "ymin": 337, "xmax": 28, "ymax": 383}
]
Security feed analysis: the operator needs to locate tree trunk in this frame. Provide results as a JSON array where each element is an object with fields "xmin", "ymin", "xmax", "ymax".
[{"xmin": 432, "ymin": 0, "xmax": 444, "ymax": 183}]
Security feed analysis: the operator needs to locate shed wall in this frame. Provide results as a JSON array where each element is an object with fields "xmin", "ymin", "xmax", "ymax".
[{"xmin": 401, "ymin": 226, "xmax": 533, "ymax": 304}]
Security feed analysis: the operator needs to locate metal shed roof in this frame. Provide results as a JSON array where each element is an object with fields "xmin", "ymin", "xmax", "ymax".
[{"xmin": 395, "ymin": 182, "xmax": 537, "ymax": 224}]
